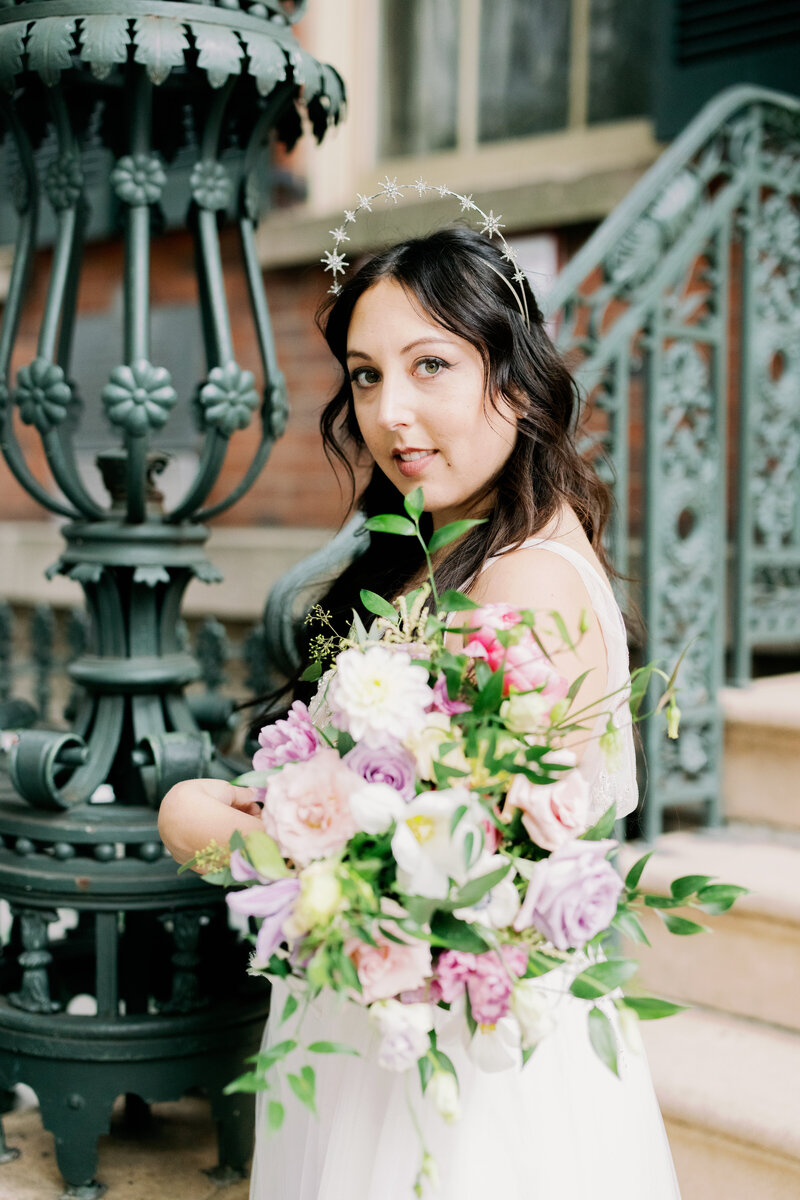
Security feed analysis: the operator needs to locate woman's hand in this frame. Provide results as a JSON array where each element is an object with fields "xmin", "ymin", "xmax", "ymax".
[{"xmin": 158, "ymin": 777, "xmax": 265, "ymax": 869}]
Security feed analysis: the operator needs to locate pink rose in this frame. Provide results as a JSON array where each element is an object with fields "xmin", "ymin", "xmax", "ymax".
[
  {"xmin": 261, "ymin": 748, "xmax": 359, "ymax": 867},
  {"xmin": 463, "ymin": 605, "xmax": 569, "ymax": 698},
  {"xmin": 345, "ymin": 930, "xmax": 432, "ymax": 1005},
  {"xmin": 507, "ymin": 766, "xmax": 590, "ymax": 850}
]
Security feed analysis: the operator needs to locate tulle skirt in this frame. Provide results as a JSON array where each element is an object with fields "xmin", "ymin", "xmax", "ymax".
[{"xmin": 249, "ymin": 963, "xmax": 681, "ymax": 1200}]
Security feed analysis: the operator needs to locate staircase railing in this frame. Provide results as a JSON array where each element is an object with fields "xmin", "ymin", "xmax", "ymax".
[{"xmin": 545, "ymin": 85, "xmax": 800, "ymax": 839}]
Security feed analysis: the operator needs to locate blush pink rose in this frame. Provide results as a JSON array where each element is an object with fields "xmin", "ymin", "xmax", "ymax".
[
  {"xmin": 345, "ymin": 930, "xmax": 432, "ymax": 1005},
  {"xmin": 507, "ymin": 766, "xmax": 591, "ymax": 850},
  {"xmin": 463, "ymin": 604, "xmax": 569, "ymax": 699},
  {"xmin": 261, "ymin": 748, "xmax": 359, "ymax": 867}
]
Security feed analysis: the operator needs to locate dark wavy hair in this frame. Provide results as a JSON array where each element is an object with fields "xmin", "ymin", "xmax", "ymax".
[{"xmin": 246, "ymin": 226, "xmax": 614, "ymax": 734}]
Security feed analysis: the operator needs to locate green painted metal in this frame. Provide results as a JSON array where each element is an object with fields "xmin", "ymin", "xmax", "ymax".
[
  {"xmin": 0, "ymin": 2, "xmax": 344, "ymax": 1194},
  {"xmin": 544, "ymin": 85, "xmax": 800, "ymax": 839}
]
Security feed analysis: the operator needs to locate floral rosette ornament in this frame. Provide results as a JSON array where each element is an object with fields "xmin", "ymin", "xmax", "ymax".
[{"xmin": 186, "ymin": 487, "xmax": 746, "ymax": 1192}]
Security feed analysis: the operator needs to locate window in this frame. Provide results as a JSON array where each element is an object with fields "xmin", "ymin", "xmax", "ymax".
[
  {"xmin": 379, "ymin": 0, "xmax": 460, "ymax": 158},
  {"xmin": 479, "ymin": 0, "xmax": 571, "ymax": 142}
]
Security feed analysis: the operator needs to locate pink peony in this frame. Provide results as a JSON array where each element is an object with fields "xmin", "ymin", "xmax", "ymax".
[
  {"xmin": 254, "ymin": 701, "xmax": 320, "ymax": 771},
  {"xmin": 435, "ymin": 946, "xmax": 527, "ymax": 1025},
  {"xmin": 345, "ymin": 930, "xmax": 432, "ymax": 1005},
  {"xmin": 261, "ymin": 748, "xmax": 359, "ymax": 867},
  {"xmin": 463, "ymin": 605, "xmax": 569, "ymax": 698},
  {"xmin": 507, "ymin": 767, "xmax": 590, "ymax": 850}
]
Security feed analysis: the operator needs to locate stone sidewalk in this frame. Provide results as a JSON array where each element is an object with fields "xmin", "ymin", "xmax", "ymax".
[{"xmin": 0, "ymin": 1097, "xmax": 250, "ymax": 1200}]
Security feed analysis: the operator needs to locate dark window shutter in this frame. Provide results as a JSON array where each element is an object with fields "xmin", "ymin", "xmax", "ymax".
[{"xmin": 653, "ymin": 0, "xmax": 800, "ymax": 140}]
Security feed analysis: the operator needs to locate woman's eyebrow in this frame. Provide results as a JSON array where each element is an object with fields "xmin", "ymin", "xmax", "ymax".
[{"xmin": 346, "ymin": 337, "xmax": 456, "ymax": 361}]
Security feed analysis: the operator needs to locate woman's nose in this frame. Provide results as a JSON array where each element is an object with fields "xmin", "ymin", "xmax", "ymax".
[{"xmin": 375, "ymin": 376, "xmax": 414, "ymax": 430}]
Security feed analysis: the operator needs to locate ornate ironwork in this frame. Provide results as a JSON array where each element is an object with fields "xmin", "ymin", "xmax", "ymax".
[
  {"xmin": 545, "ymin": 86, "xmax": 800, "ymax": 838},
  {"xmin": 0, "ymin": 1, "xmax": 343, "ymax": 1193}
]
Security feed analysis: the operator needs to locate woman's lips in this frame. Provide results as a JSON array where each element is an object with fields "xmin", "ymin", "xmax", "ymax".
[{"xmin": 394, "ymin": 450, "xmax": 438, "ymax": 477}]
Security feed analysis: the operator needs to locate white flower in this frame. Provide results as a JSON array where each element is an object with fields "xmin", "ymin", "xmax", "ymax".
[
  {"xmin": 454, "ymin": 855, "xmax": 520, "ymax": 928},
  {"xmin": 428, "ymin": 1070, "xmax": 460, "ymax": 1123},
  {"xmin": 369, "ymin": 999, "xmax": 433, "ymax": 1071},
  {"xmin": 467, "ymin": 1015, "xmax": 521, "ymax": 1072},
  {"xmin": 391, "ymin": 788, "xmax": 486, "ymax": 899},
  {"xmin": 511, "ymin": 979, "xmax": 557, "ymax": 1050},
  {"xmin": 328, "ymin": 645, "xmax": 432, "ymax": 742},
  {"xmin": 283, "ymin": 860, "xmax": 343, "ymax": 938},
  {"xmin": 403, "ymin": 711, "xmax": 466, "ymax": 781},
  {"xmin": 500, "ymin": 691, "xmax": 551, "ymax": 735},
  {"xmin": 350, "ymin": 781, "xmax": 406, "ymax": 835}
]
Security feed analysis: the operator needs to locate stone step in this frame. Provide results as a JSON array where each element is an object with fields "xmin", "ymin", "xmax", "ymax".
[
  {"xmin": 642, "ymin": 1008, "xmax": 800, "ymax": 1200},
  {"xmin": 720, "ymin": 673, "xmax": 800, "ymax": 831},
  {"xmin": 618, "ymin": 829, "xmax": 800, "ymax": 1031}
]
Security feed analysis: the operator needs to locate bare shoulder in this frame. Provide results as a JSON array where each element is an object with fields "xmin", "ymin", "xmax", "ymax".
[{"xmin": 469, "ymin": 543, "xmax": 594, "ymax": 618}]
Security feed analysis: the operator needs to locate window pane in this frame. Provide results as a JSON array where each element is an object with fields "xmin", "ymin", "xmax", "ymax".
[
  {"xmin": 587, "ymin": 0, "xmax": 653, "ymax": 124},
  {"xmin": 478, "ymin": 0, "xmax": 570, "ymax": 142},
  {"xmin": 379, "ymin": 0, "xmax": 459, "ymax": 158}
]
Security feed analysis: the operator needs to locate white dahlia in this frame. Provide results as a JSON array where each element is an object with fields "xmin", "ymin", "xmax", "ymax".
[{"xmin": 328, "ymin": 645, "xmax": 433, "ymax": 742}]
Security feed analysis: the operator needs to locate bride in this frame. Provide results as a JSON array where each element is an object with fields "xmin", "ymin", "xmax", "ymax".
[{"xmin": 159, "ymin": 226, "xmax": 681, "ymax": 1198}]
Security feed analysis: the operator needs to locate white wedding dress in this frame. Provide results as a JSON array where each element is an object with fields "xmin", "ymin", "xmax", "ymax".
[{"xmin": 250, "ymin": 539, "xmax": 682, "ymax": 1199}]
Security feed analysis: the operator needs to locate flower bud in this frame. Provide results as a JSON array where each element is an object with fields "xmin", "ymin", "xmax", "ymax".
[{"xmin": 428, "ymin": 1070, "xmax": 461, "ymax": 1123}]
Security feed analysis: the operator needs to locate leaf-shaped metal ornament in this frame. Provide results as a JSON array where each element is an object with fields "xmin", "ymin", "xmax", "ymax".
[
  {"xmin": 133, "ymin": 566, "xmax": 170, "ymax": 587},
  {"xmin": 194, "ymin": 24, "xmax": 243, "ymax": 90},
  {"xmin": 79, "ymin": 14, "xmax": 130, "ymax": 81},
  {"xmin": 241, "ymin": 30, "xmax": 287, "ymax": 97},
  {"xmin": 133, "ymin": 16, "xmax": 188, "ymax": 86},
  {"xmin": 27, "ymin": 17, "xmax": 77, "ymax": 87},
  {"xmin": 0, "ymin": 23, "xmax": 26, "ymax": 93}
]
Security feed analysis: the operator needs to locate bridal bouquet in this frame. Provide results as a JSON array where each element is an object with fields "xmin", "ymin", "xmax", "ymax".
[{"xmin": 187, "ymin": 488, "xmax": 744, "ymax": 1186}]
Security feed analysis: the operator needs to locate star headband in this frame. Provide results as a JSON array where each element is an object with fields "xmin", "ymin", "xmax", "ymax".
[{"xmin": 321, "ymin": 177, "xmax": 530, "ymax": 329}]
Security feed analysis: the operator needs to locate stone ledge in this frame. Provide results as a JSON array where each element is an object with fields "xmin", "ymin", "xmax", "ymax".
[
  {"xmin": 720, "ymin": 674, "xmax": 800, "ymax": 732},
  {"xmin": 0, "ymin": 521, "xmax": 337, "ymax": 623}
]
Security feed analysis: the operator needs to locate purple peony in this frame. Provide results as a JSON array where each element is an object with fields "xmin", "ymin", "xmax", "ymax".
[
  {"xmin": 344, "ymin": 736, "xmax": 417, "ymax": 801},
  {"xmin": 226, "ymin": 877, "xmax": 301, "ymax": 963},
  {"xmin": 254, "ymin": 701, "xmax": 319, "ymax": 771},
  {"xmin": 513, "ymin": 839, "xmax": 623, "ymax": 951}
]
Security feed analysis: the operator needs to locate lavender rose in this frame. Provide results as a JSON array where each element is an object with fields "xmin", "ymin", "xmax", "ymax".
[
  {"xmin": 254, "ymin": 701, "xmax": 319, "ymax": 771},
  {"xmin": 344, "ymin": 736, "xmax": 416, "ymax": 801},
  {"xmin": 513, "ymin": 839, "xmax": 623, "ymax": 950}
]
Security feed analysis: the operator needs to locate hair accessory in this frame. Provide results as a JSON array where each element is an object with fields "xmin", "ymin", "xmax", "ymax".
[{"xmin": 321, "ymin": 177, "xmax": 530, "ymax": 328}]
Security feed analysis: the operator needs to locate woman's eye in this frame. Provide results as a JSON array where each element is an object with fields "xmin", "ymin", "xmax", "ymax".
[
  {"xmin": 415, "ymin": 357, "xmax": 449, "ymax": 378},
  {"xmin": 350, "ymin": 367, "xmax": 380, "ymax": 388}
]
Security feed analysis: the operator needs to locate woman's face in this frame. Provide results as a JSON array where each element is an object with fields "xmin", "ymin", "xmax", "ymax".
[{"xmin": 346, "ymin": 278, "xmax": 517, "ymax": 529}]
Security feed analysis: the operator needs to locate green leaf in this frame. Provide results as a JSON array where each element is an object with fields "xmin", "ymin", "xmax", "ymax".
[
  {"xmin": 566, "ymin": 669, "xmax": 592, "ymax": 704},
  {"xmin": 287, "ymin": 1068, "xmax": 317, "ymax": 1115},
  {"xmin": 229, "ymin": 830, "xmax": 246, "ymax": 854},
  {"xmin": 628, "ymin": 663, "xmax": 657, "ymax": 717},
  {"xmin": 231, "ymin": 769, "xmax": 276, "ymax": 788},
  {"xmin": 418, "ymin": 1053, "xmax": 434, "ymax": 1094},
  {"xmin": 463, "ymin": 831, "xmax": 475, "ymax": 870},
  {"xmin": 267, "ymin": 1100, "xmax": 285, "ymax": 1132},
  {"xmin": 588, "ymin": 1006, "xmax": 618, "ymax": 1077},
  {"xmin": 473, "ymin": 666, "xmax": 505, "ymax": 715},
  {"xmin": 449, "ymin": 804, "xmax": 468, "ymax": 837},
  {"xmin": 657, "ymin": 911, "xmax": 710, "ymax": 935},
  {"xmin": 624, "ymin": 851, "xmax": 652, "ymax": 890},
  {"xmin": 611, "ymin": 910, "xmax": 651, "ymax": 947},
  {"xmin": 581, "ymin": 803, "xmax": 616, "ymax": 841},
  {"xmin": 403, "ymin": 487, "xmax": 425, "ymax": 522},
  {"xmin": 428, "ymin": 519, "xmax": 485, "ymax": 554},
  {"xmin": 570, "ymin": 958, "xmax": 639, "ymax": 1000},
  {"xmin": 335, "ymin": 951, "xmax": 361, "ymax": 993},
  {"xmin": 621, "ymin": 996, "xmax": 689, "ymax": 1020},
  {"xmin": 429, "ymin": 911, "xmax": 490, "ymax": 953},
  {"xmin": 548, "ymin": 609, "xmax": 576, "ymax": 651},
  {"xmin": 695, "ymin": 883, "xmax": 749, "ymax": 914},
  {"xmin": 451, "ymin": 863, "xmax": 510, "ymax": 910},
  {"xmin": 280, "ymin": 993, "xmax": 298, "ymax": 1025},
  {"xmin": 521, "ymin": 1046, "xmax": 537, "ymax": 1067},
  {"xmin": 525, "ymin": 950, "xmax": 564, "ymax": 976},
  {"xmin": 247, "ymin": 1039, "xmax": 297, "ymax": 1072},
  {"xmin": 223, "ymin": 1072, "xmax": 265, "ymax": 1095},
  {"xmin": 437, "ymin": 589, "xmax": 481, "ymax": 612},
  {"xmin": 431, "ymin": 1049, "xmax": 458, "ymax": 1080},
  {"xmin": 670, "ymin": 874, "xmax": 714, "ymax": 901},
  {"xmin": 363, "ymin": 514, "xmax": 416, "ymax": 537},
  {"xmin": 300, "ymin": 660, "xmax": 322, "ymax": 682},
  {"xmin": 307, "ymin": 1041, "xmax": 360, "ymax": 1056},
  {"xmin": 360, "ymin": 589, "xmax": 399, "ymax": 623},
  {"xmin": 245, "ymin": 830, "xmax": 291, "ymax": 879},
  {"xmin": 643, "ymin": 895, "xmax": 686, "ymax": 909},
  {"xmin": 464, "ymin": 989, "xmax": 477, "ymax": 1038},
  {"xmin": 336, "ymin": 730, "xmax": 355, "ymax": 756}
]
